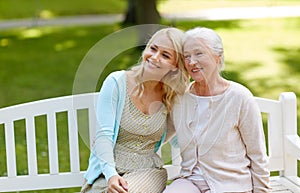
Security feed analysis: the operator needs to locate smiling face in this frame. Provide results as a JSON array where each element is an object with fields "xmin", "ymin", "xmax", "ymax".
[
  {"xmin": 183, "ymin": 36, "xmax": 220, "ymax": 82},
  {"xmin": 142, "ymin": 32, "xmax": 178, "ymax": 80}
]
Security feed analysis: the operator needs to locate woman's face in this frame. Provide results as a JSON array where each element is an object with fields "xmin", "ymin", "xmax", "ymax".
[
  {"xmin": 183, "ymin": 37, "xmax": 220, "ymax": 82},
  {"xmin": 142, "ymin": 33, "xmax": 178, "ymax": 80}
]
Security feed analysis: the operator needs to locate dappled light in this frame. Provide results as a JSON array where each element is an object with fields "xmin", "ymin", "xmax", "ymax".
[
  {"xmin": 19, "ymin": 28, "xmax": 43, "ymax": 39},
  {"xmin": 54, "ymin": 40, "xmax": 77, "ymax": 51},
  {"xmin": 272, "ymin": 46, "xmax": 300, "ymax": 99},
  {"xmin": 17, "ymin": 27, "xmax": 64, "ymax": 39},
  {"xmin": 274, "ymin": 47, "xmax": 300, "ymax": 74},
  {"xmin": 171, "ymin": 20, "xmax": 242, "ymax": 31},
  {"xmin": 39, "ymin": 10, "xmax": 55, "ymax": 19},
  {"xmin": 0, "ymin": 38, "xmax": 9, "ymax": 47}
]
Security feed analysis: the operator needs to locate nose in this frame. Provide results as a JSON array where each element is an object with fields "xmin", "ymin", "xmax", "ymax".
[
  {"xmin": 187, "ymin": 55, "xmax": 197, "ymax": 66},
  {"xmin": 151, "ymin": 51, "xmax": 160, "ymax": 61}
]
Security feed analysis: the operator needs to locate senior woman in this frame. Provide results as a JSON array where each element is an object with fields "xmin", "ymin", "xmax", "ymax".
[{"xmin": 164, "ymin": 27, "xmax": 271, "ymax": 193}]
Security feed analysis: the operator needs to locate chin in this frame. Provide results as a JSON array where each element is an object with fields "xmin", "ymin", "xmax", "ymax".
[{"xmin": 191, "ymin": 75, "xmax": 205, "ymax": 82}]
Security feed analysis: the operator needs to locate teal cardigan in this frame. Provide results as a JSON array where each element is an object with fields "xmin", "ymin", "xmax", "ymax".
[{"xmin": 84, "ymin": 70, "xmax": 166, "ymax": 184}]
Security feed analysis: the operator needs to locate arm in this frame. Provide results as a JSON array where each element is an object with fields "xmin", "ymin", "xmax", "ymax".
[
  {"xmin": 164, "ymin": 114, "xmax": 179, "ymax": 149},
  {"xmin": 164, "ymin": 114, "xmax": 176, "ymax": 143},
  {"xmin": 239, "ymin": 96, "xmax": 271, "ymax": 192},
  {"xmin": 92, "ymin": 73, "xmax": 120, "ymax": 182}
]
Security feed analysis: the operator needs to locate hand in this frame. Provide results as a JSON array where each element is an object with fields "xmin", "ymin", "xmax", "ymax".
[{"xmin": 107, "ymin": 175, "xmax": 128, "ymax": 193}]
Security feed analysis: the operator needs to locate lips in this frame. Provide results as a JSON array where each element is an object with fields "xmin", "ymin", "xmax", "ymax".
[
  {"xmin": 191, "ymin": 67, "xmax": 203, "ymax": 73},
  {"xmin": 147, "ymin": 60, "xmax": 161, "ymax": 68}
]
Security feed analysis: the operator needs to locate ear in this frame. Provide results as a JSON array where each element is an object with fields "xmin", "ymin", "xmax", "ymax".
[{"xmin": 215, "ymin": 54, "xmax": 221, "ymax": 64}]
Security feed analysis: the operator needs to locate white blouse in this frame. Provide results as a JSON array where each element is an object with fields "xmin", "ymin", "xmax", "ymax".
[{"xmin": 186, "ymin": 91, "xmax": 225, "ymax": 181}]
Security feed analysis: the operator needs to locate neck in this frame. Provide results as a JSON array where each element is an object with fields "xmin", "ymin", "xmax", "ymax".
[
  {"xmin": 142, "ymin": 80, "xmax": 163, "ymax": 93},
  {"xmin": 192, "ymin": 76, "xmax": 228, "ymax": 96}
]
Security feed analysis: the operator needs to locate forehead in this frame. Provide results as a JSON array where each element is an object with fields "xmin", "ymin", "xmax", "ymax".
[
  {"xmin": 150, "ymin": 33, "xmax": 174, "ymax": 50},
  {"xmin": 183, "ymin": 37, "xmax": 208, "ymax": 52}
]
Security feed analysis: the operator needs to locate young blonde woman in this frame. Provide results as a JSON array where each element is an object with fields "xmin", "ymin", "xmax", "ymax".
[
  {"xmin": 81, "ymin": 27, "xmax": 189, "ymax": 193},
  {"xmin": 164, "ymin": 27, "xmax": 271, "ymax": 193}
]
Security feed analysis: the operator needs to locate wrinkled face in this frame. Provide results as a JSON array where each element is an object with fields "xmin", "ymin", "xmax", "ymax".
[
  {"xmin": 183, "ymin": 37, "xmax": 220, "ymax": 82},
  {"xmin": 142, "ymin": 33, "xmax": 178, "ymax": 79}
]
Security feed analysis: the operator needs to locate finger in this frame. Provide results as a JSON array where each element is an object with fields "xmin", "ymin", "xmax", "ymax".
[
  {"xmin": 112, "ymin": 185, "xmax": 128, "ymax": 193},
  {"xmin": 107, "ymin": 187, "xmax": 118, "ymax": 193},
  {"xmin": 120, "ymin": 179, "xmax": 128, "ymax": 191},
  {"xmin": 108, "ymin": 185, "xmax": 122, "ymax": 193}
]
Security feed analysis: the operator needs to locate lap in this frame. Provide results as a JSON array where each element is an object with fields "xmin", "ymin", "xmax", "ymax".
[
  {"xmin": 163, "ymin": 178, "xmax": 202, "ymax": 193},
  {"xmin": 124, "ymin": 168, "xmax": 167, "ymax": 192},
  {"xmin": 81, "ymin": 168, "xmax": 167, "ymax": 193},
  {"xmin": 164, "ymin": 178, "xmax": 252, "ymax": 193}
]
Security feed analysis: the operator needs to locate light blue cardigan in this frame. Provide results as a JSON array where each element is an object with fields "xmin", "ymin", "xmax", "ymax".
[{"xmin": 84, "ymin": 70, "xmax": 166, "ymax": 184}]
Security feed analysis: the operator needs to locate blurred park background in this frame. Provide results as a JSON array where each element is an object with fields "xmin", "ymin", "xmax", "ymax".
[{"xmin": 0, "ymin": 0, "xmax": 300, "ymax": 192}]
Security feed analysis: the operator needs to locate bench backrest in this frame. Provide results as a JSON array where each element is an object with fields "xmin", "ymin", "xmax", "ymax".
[
  {"xmin": 0, "ymin": 92, "xmax": 298, "ymax": 192},
  {"xmin": 0, "ymin": 93, "xmax": 98, "ymax": 192}
]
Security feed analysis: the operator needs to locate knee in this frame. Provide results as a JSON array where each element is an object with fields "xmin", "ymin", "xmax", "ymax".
[
  {"xmin": 163, "ymin": 178, "xmax": 200, "ymax": 193},
  {"xmin": 163, "ymin": 185, "xmax": 175, "ymax": 193}
]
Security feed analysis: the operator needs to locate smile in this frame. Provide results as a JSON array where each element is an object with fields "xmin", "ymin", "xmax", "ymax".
[
  {"xmin": 147, "ymin": 60, "xmax": 161, "ymax": 68},
  {"xmin": 191, "ymin": 67, "xmax": 203, "ymax": 72}
]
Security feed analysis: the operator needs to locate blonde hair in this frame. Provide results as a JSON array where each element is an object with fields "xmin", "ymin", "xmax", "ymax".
[{"xmin": 131, "ymin": 27, "xmax": 189, "ymax": 112}]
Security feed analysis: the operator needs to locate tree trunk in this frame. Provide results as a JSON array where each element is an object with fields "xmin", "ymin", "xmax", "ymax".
[
  {"xmin": 123, "ymin": 0, "xmax": 161, "ymax": 48},
  {"xmin": 124, "ymin": 0, "xmax": 161, "ymax": 24}
]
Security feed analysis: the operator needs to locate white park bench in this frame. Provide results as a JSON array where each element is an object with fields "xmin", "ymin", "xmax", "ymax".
[{"xmin": 0, "ymin": 92, "xmax": 299, "ymax": 192}]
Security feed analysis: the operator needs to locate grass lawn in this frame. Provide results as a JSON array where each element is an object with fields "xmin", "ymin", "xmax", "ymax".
[
  {"xmin": 0, "ymin": 0, "xmax": 126, "ymax": 19},
  {"xmin": 1, "ymin": 0, "xmax": 300, "ymax": 20},
  {"xmin": 0, "ymin": 3, "xmax": 300, "ymax": 192}
]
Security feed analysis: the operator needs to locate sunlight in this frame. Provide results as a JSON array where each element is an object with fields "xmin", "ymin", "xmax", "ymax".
[
  {"xmin": 39, "ymin": 10, "xmax": 55, "ymax": 19},
  {"xmin": 54, "ymin": 40, "xmax": 76, "ymax": 51},
  {"xmin": 158, "ymin": 0, "xmax": 300, "ymax": 14},
  {"xmin": 19, "ymin": 28, "xmax": 43, "ymax": 39},
  {"xmin": 0, "ymin": 39, "xmax": 9, "ymax": 47}
]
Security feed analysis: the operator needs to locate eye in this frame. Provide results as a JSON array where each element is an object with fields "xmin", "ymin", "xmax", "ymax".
[
  {"xmin": 184, "ymin": 55, "xmax": 191, "ymax": 59},
  {"xmin": 196, "ymin": 52, "xmax": 203, "ymax": 56},
  {"xmin": 162, "ymin": 53, "xmax": 171, "ymax": 59},
  {"xmin": 150, "ymin": 46, "xmax": 157, "ymax": 51}
]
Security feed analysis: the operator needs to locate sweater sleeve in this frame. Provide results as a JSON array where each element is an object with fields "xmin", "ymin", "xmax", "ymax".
[
  {"xmin": 165, "ymin": 112, "xmax": 179, "ymax": 148},
  {"xmin": 238, "ymin": 94, "xmax": 271, "ymax": 192},
  {"xmin": 92, "ymin": 73, "xmax": 120, "ymax": 182}
]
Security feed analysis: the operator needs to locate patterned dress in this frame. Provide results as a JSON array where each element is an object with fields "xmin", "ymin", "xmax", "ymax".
[{"xmin": 81, "ymin": 89, "xmax": 168, "ymax": 193}]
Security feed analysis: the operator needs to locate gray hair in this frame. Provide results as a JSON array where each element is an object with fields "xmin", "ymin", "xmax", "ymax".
[{"xmin": 184, "ymin": 27, "xmax": 225, "ymax": 70}]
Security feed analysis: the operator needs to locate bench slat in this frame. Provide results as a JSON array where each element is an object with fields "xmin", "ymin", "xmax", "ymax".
[
  {"xmin": 256, "ymin": 98, "xmax": 285, "ymax": 172},
  {"xmin": 25, "ymin": 117, "xmax": 38, "ymax": 175},
  {"xmin": 271, "ymin": 176, "xmax": 300, "ymax": 192},
  {"xmin": 281, "ymin": 93, "xmax": 298, "ymax": 177},
  {"xmin": 5, "ymin": 121, "xmax": 17, "ymax": 177},
  {"xmin": 0, "ymin": 172, "xmax": 85, "ymax": 192},
  {"xmin": 68, "ymin": 110, "xmax": 80, "ymax": 173},
  {"xmin": 47, "ymin": 112, "xmax": 59, "ymax": 174},
  {"xmin": 88, "ymin": 108, "xmax": 97, "ymax": 148},
  {"xmin": 267, "ymin": 107, "xmax": 284, "ymax": 172}
]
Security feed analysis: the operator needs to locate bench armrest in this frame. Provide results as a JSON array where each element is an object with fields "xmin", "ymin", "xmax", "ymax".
[{"xmin": 286, "ymin": 134, "xmax": 300, "ymax": 160}]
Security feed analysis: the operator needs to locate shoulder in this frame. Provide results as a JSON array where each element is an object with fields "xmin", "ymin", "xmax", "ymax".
[
  {"xmin": 226, "ymin": 81, "xmax": 260, "ymax": 110},
  {"xmin": 227, "ymin": 81, "xmax": 254, "ymax": 99},
  {"xmin": 106, "ymin": 70, "xmax": 126, "ymax": 81},
  {"xmin": 100, "ymin": 70, "xmax": 126, "ymax": 93},
  {"xmin": 174, "ymin": 83, "xmax": 194, "ymax": 102},
  {"xmin": 103, "ymin": 70, "xmax": 126, "ymax": 85},
  {"xmin": 171, "ymin": 92, "xmax": 195, "ymax": 113}
]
